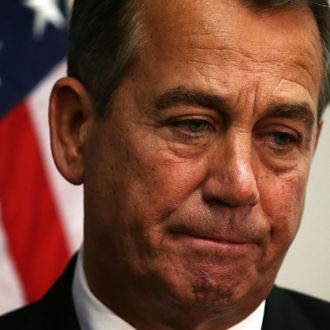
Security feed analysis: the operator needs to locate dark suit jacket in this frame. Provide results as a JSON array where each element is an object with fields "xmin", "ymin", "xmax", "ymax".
[{"xmin": 1, "ymin": 257, "xmax": 330, "ymax": 329}]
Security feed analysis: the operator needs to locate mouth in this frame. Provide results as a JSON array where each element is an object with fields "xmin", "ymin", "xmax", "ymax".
[
  {"xmin": 168, "ymin": 227, "xmax": 262, "ymax": 256},
  {"xmin": 171, "ymin": 231, "xmax": 256, "ymax": 247},
  {"xmin": 169, "ymin": 222, "xmax": 262, "ymax": 243}
]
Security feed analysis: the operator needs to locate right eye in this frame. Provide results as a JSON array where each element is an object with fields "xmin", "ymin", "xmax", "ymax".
[
  {"xmin": 169, "ymin": 118, "xmax": 214, "ymax": 143},
  {"xmin": 173, "ymin": 119, "xmax": 209, "ymax": 133}
]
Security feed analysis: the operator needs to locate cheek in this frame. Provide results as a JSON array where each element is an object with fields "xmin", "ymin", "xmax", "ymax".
[
  {"xmin": 125, "ymin": 139, "xmax": 208, "ymax": 219},
  {"xmin": 259, "ymin": 170, "xmax": 308, "ymax": 251},
  {"xmin": 96, "ymin": 133, "xmax": 207, "ymax": 243},
  {"xmin": 98, "ymin": 147, "xmax": 209, "ymax": 275}
]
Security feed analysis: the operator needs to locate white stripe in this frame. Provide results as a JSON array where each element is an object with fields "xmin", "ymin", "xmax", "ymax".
[
  {"xmin": 0, "ymin": 204, "xmax": 25, "ymax": 315},
  {"xmin": 26, "ymin": 61, "xmax": 83, "ymax": 254}
]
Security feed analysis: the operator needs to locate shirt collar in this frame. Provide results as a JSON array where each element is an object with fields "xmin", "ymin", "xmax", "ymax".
[
  {"xmin": 72, "ymin": 248, "xmax": 135, "ymax": 330},
  {"xmin": 228, "ymin": 301, "xmax": 265, "ymax": 330},
  {"xmin": 72, "ymin": 249, "xmax": 265, "ymax": 330}
]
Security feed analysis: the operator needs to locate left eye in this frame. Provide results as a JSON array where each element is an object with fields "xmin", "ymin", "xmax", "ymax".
[{"xmin": 272, "ymin": 132, "xmax": 298, "ymax": 145}]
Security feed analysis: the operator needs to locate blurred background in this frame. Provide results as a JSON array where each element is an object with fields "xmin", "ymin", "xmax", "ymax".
[{"xmin": 0, "ymin": 0, "xmax": 329, "ymax": 316}]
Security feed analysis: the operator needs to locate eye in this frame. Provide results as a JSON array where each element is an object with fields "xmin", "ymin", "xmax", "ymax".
[
  {"xmin": 260, "ymin": 130, "xmax": 302, "ymax": 155},
  {"xmin": 168, "ymin": 118, "xmax": 215, "ymax": 144},
  {"xmin": 176, "ymin": 119, "xmax": 209, "ymax": 133},
  {"xmin": 254, "ymin": 127, "xmax": 303, "ymax": 156},
  {"xmin": 272, "ymin": 132, "xmax": 299, "ymax": 146}
]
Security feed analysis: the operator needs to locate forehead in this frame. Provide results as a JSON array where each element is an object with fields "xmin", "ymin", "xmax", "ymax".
[
  {"xmin": 141, "ymin": 0, "xmax": 321, "ymax": 57},
  {"xmin": 136, "ymin": 0, "xmax": 323, "ymax": 112}
]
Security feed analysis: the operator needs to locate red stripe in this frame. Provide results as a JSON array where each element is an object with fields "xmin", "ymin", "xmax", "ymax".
[{"xmin": 0, "ymin": 102, "xmax": 70, "ymax": 303}]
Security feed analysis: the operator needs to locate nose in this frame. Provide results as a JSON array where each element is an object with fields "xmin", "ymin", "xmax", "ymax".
[{"xmin": 201, "ymin": 133, "xmax": 260, "ymax": 208}]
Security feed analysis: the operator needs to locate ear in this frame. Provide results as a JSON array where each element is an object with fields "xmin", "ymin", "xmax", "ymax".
[{"xmin": 49, "ymin": 77, "xmax": 95, "ymax": 185}]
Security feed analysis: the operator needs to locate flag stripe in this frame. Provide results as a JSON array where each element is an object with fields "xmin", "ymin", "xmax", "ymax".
[{"xmin": 0, "ymin": 103, "xmax": 70, "ymax": 303}]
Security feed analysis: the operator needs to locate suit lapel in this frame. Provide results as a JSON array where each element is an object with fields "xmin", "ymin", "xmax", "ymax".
[
  {"xmin": 38, "ymin": 254, "xmax": 81, "ymax": 330},
  {"xmin": 262, "ymin": 286, "xmax": 314, "ymax": 330}
]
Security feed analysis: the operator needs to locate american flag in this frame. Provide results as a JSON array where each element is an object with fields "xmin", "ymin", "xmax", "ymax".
[{"xmin": 0, "ymin": 0, "xmax": 83, "ymax": 314}]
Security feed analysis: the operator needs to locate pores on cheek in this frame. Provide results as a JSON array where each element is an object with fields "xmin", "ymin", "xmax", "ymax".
[{"xmin": 258, "ymin": 171, "xmax": 307, "ymax": 260}]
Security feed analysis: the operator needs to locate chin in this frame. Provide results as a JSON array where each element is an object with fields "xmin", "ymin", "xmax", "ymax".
[
  {"xmin": 160, "ymin": 260, "xmax": 260, "ymax": 312},
  {"xmin": 197, "ymin": 274, "xmax": 256, "ymax": 308}
]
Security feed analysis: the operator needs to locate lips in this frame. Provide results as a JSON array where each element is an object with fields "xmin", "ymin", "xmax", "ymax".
[
  {"xmin": 168, "ymin": 222, "xmax": 266, "ymax": 246},
  {"xmin": 166, "ymin": 227, "xmax": 264, "ymax": 265},
  {"xmin": 171, "ymin": 230, "xmax": 252, "ymax": 245},
  {"xmin": 165, "ymin": 203, "xmax": 270, "ymax": 246}
]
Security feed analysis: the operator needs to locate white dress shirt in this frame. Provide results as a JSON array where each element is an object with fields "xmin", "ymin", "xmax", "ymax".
[{"xmin": 72, "ymin": 249, "xmax": 265, "ymax": 330}]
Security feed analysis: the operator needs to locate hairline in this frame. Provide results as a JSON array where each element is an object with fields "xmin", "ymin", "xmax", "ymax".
[{"xmin": 69, "ymin": 0, "xmax": 329, "ymax": 121}]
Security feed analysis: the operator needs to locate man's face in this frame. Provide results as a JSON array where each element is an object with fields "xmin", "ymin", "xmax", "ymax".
[{"xmin": 83, "ymin": 0, "xmax": 322, "ymax": 322}]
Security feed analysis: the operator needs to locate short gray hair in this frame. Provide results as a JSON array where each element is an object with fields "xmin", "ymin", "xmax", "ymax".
[
  {"xmin": 68, "ymin": 0, "xmax": 330, "ymax": 120},
  {"xmin": 68, "ymin": 0, "xmax": 142, "ymax": 114}
]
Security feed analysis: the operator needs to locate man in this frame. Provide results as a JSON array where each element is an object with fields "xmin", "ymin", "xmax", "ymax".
[{"xmin": 1, "ymin": 0, "xmax": 330, "ymax": 329}]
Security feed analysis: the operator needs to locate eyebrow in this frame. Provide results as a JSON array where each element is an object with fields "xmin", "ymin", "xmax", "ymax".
[
  {"xmin": 154, "ymin": 86, "xmax": 316, "ymax": 128},
  {"xmin": 155, "ymin": 86, "xmax": 230, "ymax": 112},
  {"xmin": 265, "ymin": 103, "xmax": 316, "ymax": 129}
]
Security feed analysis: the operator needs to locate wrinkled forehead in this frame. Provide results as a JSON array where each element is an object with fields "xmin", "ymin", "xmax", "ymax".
[
  {"xmin": 141, "ymin": 0, "xmax": 321, "ymax": 46},
  {"xmin": 137, "ymin": 0, "xmax": 323, "ymax": 109},
  {"xmin": 140, "ymin": 0, "xmax": 323, "ymax": 77}
]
